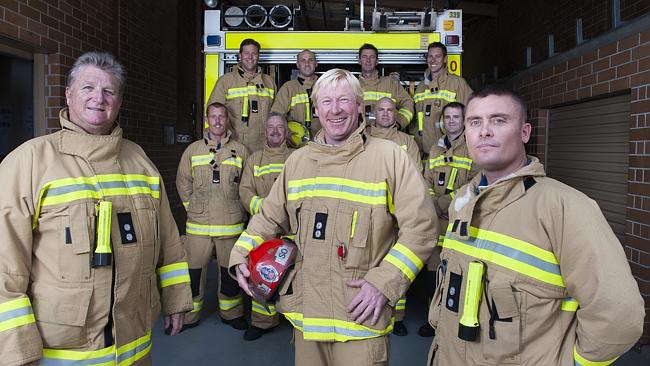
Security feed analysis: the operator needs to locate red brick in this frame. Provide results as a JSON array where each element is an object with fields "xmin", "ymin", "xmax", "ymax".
[
  {"xmin": 611, "ymin": 50, "xmax": 632, "ymax": 66},
  {"xmin": 40, "ymin": 13, "xmax": 58, "ymax": 29},
  {"xmin": 40, "ymin": 37, "xmax": 57, "ymax": 52},
  {"xmin": 4, "ymin": 9, "xmax": 27, "ymax": 28},
  {"xmin": 550, "ymin": 94, "xmax": 564, "ymax": 106},
  {"xmin": 27, "ymin": 18, "xmax": 46, "ymax": 34},
  {"xmin": 599, "ymin": 42, "xmax": 618, "ymax": 58},
  {"xmin": 633, "ymin": 43, "xmax": 650, "ymax": 60},
  {"xmin": 562, "ymin": 90, "xmax": 578, "ymax": 102},
  {"xmin": 48, "ymin": 6, "xmax": 64, "ymax": 20},
  {"xmin": 630, "ymin": 262, "xmax": 650, "ymax": 280},
  {"xmin": 592, "ymin": 82, "xmax": 610, "ymax": 96},
  {"xmin": 630, "ymin": 155, "xmax": 650, "ymax": 170},
  {"xmin": 567, "ymin": 78, "xmax": 581, "ymax": 90},
  {"xmin": 3, "ymin": 0, "xmax": 19, "ymax": 13},
  {"xmin": 640, "ymin": 57, "xmax": 650, "ymax": 77},
  {"xmin": 18, "ymin": 3, "xmax": 41, "ymax": 22},
  {"xmin": 632, "ymin": 100, "xmax": 650, "ymax": 116},
  {"xmin": 562, "ymin": 69, "xmax": 577, "ymax": 82},
  {"xmin": 576, "ymin": 63, "xmax": 592, "ymax": 77},
  {"xmin": 593, "ymin": 58, "xmax": 610, "ymax": 72},
  {"xmin": 598, "ymin": 68, "xmax": 616, "ymax": 83},
  {"xmin": 18, "ymin": 27, "xmax": 39, "ymax": 45},
  {"xmin": 630, "ymin": 127, "xmax": 650, "ymax": 141},
  {"xmin": 578, "ymin": 86, "xmax": 592, "ymax": 99},
  {"xmin": 0, "ymin": 19, "xmax": 19, "ymax": 39},
  {"xmin": 554, "ymin": 61, "xmax": 568, "ymax": 73},
  {"xmin": 582, "ymin": 49, "xmax": 598, "ymax": 63},
  {"xmin": 631, "ymin": 70, "xmax": 650, "ymax": 87},
  {"xmin": 29, "ymin": 0, "xmax": 48, "ymax": 14},
  {"xmin": 581, "ymin": 73, "xmax": 597, "ymax": 87},
  {"xmin": 567, "ymin": 57, "xmax": 581, "ymax": 70},
  {"xmin": 641, "ymin": 28, "xmax": 650, "ymax": 44},
  {"xmin": 611, "ymin": 77, "xmax": 631, "ymax": 92},
  {"xmin": 617, "ymin": 61, "xmax": 639, "ymax": 78},
  {"xmin": 618, "ymin": 34, "xmax": 640, "ymax": 51}
]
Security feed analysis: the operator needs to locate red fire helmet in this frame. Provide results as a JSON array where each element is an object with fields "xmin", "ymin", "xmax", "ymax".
[{"xmin": 247, "ymin": 238, "xmax": 298, "ymax": 303}]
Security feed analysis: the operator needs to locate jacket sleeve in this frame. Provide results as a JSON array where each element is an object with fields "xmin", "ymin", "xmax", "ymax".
[
  {"xmin": 229, "ymin": 166, "xmax": 291, "ymax": 274},
  {"xmin": 239, "ymin": 155, "xmax": 262, "ymax": 215},
  {"xmin": 456, "ymin": 77, "xmax": 473, "ymax": 105},
  {"xmin": 155, "ymin": 179, "xmax": 193, "ymax": 316},
  {"xmin": 406, "ymin": 137, "xmax": 422, "ymax": 174},
  {"xmin": 555, "ymin": 194, "xmax": 644, "ymax": 364},
  {"xmin": 0, "ymin": 146, "xmax": 43, "ymax": 365},
  {"xmin": 175, "ymin": 146, "xmax": 194, "ymax": 211},
  {"xmin": 270, "ymin": 83, "xmax": 291, "ymax": 116},
  {"xmin": 207, "ymin": 77, "xmax": 227, "ymax": 106},
  {"xmin": 423, "ymin": 145, "xmax": 440, "ymax": 199},
  {"xmin": 393, "ymin": 78, "xmax": 415, "ymax": 129},
  {"xmin": 364, "ymin": 148, "xmax": 439, "ymax": 304}
]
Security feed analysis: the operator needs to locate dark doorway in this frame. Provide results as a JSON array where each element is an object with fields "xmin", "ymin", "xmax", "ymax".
[{"xmin": 0, "ymin": 52, "xmax": 33, "ymax": 161}]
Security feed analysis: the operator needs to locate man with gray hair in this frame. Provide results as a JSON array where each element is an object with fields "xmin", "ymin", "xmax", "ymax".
[
  {"xmin": 0, "ymin": 52, "xmax": 192, "ymax": 366},
  {"xmin": 230, "ymin": 69, "xmax": 438, "ymax": 365},
  {"xmin": 238, "ymin": 112, "xmax": 294, "ymax": 340}
]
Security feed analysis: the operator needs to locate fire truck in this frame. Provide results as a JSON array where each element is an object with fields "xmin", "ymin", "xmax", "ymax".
[{"xmin": 202, "ymin": 2, "xmax": 465, "ymax": 109}]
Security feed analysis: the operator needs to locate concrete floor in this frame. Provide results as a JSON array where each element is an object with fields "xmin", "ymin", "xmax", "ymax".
[{"xmin": 150, "ymin": 261, "xmax": 650, "ymax": 365}]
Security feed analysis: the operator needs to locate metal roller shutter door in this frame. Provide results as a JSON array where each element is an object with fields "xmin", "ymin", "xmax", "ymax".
[{"xmin": 547, "ymin": 94, "xmax": 630, "ymax": 240}]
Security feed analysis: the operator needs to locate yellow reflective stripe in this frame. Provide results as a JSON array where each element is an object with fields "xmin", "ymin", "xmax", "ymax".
[
  {"xmin": 437, "ymin": 234, "xmax": 445, "ymax": 246},
  {"xmin": 287, "ymin": 177, "xmax": 388, "ymax": 206},
  {"xmin": 249, "ymin": 195, "xmax": 263, "ymax": 215},
  {"xmin": 234, "ymin": 231, "xmax": 264, "ymax": 252},
  {"xmin": 363, "ymin": 91, "xmax": 394, "ymax": 102},
  {"xmin": 35, "ymin": 174, "xmax": 160, "ymax": 228},
  {"xmin": 398, "ymin": 108, "xmax": 413, "ymax": 121},
  {"xmin": 399, "ymin": 145, "xmax": 407, "ymax": 151},
  {"xmin": 242, "ymin": 94, "xmax": 249, "ymax": 117},
  {"xmin": 561, "ymin": 297, "xmax": 579, "ymax": 312},
  {"xmin": 186, "ymin": 222, "xmax": 245, "ymax": 236},
  {"xmin": 252, "ymin": 300, "xmax": 277, "ymax": 316},
  {"xmin": 283, "ymin": 312, "xmax": 393, "ymax": 342},
  {"xmin": 0, "ymin": 297, "xmax": 35, "ymax": 333},
  {"xmin": 573, "ymin": 345, "xmax": 618, "ymax": 366},
  {"xmin": 156, "ymin": 262, "xmax": 191, "ymax": 288},
  {"xmin": 383, "ymin": 243, "xmax": 424, "ymax": 282},
  {"xmin": 219, "ymin": 297, "xmax": 243, "ymax": 311},
  {"xmin": 417, "ymin": 112, "xmax": 424, "ymax": 132},
  {"xmin": 387, "ymin": 186, "xmax": 395, "ymax": 214},
  {"xmin": 226, "ymin": 86, "xmax": 275, "ymax": 99},
  {"xmin": 443, "ymin": 225, "xmax": 565, "ymax": 288},
  {"xmin": 191, "ymin": 300, "xmax": 204, "ymax": 313},
  {"xmin": 191, "ymin": 154, "xmax": 213, "ymax": 168},
  {"xmin": 428, "ymin": 155, "xmax": 472, "ymax": 170},
  {"xmin": 446, "ymin": 168, "xmax": 458, "ymax": 191},
  {"xmin": 428, "ymin": 155, "xmax": 445, "ymax": 169},
  {"xmin": 182, "ymin": 201, "xmax": 189, "ymax": 209},
  {"xmin": 253, "ymin": 163, "xmax": 284, "ymax": 177},
  {"xmin": 428, "ymin": 187, "xmax": 436, "ymax": 197},
  {"xmin": 413, "ymin": 89, "xmax": 458, "ymax": 103},
  {"xmin": 350, "ymin": 210, "xmax": 358, "ymax": 239},
  {"xmin": 395, "ymin": 297, "xmax": 407, "ymax": 310},
  {"xmin": 222, "ymin": 156, "xmax": 243, "ymax": 169},
  {"xmin": 450, "ymin": 191, "xmax": 456, "ymax": 199},
  {"xmin": 42, "ymin": 331, "xmax": 151, "ymax": 366},
  {"xmin": 290, "ymin": 93, "xmax": 309, "ymax": 107}
]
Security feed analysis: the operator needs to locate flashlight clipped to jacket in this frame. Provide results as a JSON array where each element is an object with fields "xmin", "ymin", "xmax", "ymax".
[
  {"xmin": 458, "ymin": 260, "xmax": 485, "ymax": 341},
  {"xmin": 92, "ymin": 201, "xmax": 113, "ymax": 267}
]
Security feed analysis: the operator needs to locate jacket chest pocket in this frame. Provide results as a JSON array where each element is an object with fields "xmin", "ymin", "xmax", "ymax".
[
  {"xmin": 133, "ymin": 197, "xmax": 159, "ymax": 270},
  {"xmin": 335, "ymin": 205, "xmax": 371, "ymax": 270},
  {"xmin": 220, "ymin": 163, "xmax": 242, "ymax": 201},
  {"xmin": 58, "ymin": 203, "xmax": 94, "ymax": 283},
  {"xmin": 479, "ymin": 277, "xmax": 522, "ymax": 364}
]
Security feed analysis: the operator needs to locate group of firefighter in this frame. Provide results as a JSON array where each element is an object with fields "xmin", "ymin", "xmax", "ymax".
[{"xmin": 0, "ymin": 36, "xmax": 644, "ymax": 366}]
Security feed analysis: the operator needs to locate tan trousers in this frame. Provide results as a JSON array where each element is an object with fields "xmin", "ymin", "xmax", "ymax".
[
  {"xmin": 294, "ymin": 329, "xmax": 389, "ymax": 366},
  {"xmin": 183, "ymin": 235, "xmax": 243, "ymax": 324}
]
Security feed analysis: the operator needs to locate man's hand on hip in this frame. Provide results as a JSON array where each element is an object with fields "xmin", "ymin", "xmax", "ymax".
[{"xmin": 346, "ymin": 279, "xmax": 388, "ymax": 325}]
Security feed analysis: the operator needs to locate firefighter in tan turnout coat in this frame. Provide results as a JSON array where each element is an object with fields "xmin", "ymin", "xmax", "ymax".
[
  {"xmin": 230, "ymin": 69, "xmax": 438, "ymax": 366},
  {"xmin": 427, "ymin": 86, "xmax": 644, "ymax": 366},
  {"xmin": 0, "ymin": 52, "xmax": 192, "ymax": 366},
  {"xmin": 238, "ymin": 112, "xmax": 294, "ymax": 340},
  {"xmin": 207, "ymin": 38, "xmax": 276, "ymax": 153},
  {"xmin": 176, "ymin": 102, "xmax": 249, "ymax": 331}
]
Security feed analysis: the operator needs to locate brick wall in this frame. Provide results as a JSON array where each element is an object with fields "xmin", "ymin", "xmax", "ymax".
[
  {"xmin": 507, "ymin": 22, "xmax": 650, "ymax": 343},
  {"xmin": 0, "ymin": 0, "xmax": 200, "ymax": 224}
]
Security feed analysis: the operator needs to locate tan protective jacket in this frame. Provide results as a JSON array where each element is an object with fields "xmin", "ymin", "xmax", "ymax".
[
  {"xmin": 176, "ymin": 130, "xmax": 249, "ymax": 238},
  {"xmin": 367, "ymin": 124, "xmax": 421, "ymax": 174},
  {"xmin": 239, "ymin": 143, "xmax": 294, "ymax": 215},
  {"xmin": 271, "ymin": 77, "xmax": 321, "ymax": 138},
  {"xmin": 411, "ymin": 70, "xmax": 472, "ymax": 154},
  {"xmin": 207, "ymin": 64, "xmax": 276, "ymax": 153},
  {"xmin": 230, "ymin": 122, "xmax": 438, "ymax": 342},
  {"xmin": 423, "ymin": 132, "xmax": 478, "ymax": 219},
  {"xmin": 359, "ymin": 71, "xmax": 414, "ymax": 129},
  {"xmin": 0, "ymin": 110, "xmax": 192, "ymax": 366},
  {"xmin": 428, "ymin": 158, "xmax": 644, "ymax": 366}
]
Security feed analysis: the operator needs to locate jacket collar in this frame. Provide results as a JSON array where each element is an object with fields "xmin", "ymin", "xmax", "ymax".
[
  {"xmin": 360, "ymin": 70, "xmax": 379, "ymax": 81},
  {"xmin": 236, "ymin": 64, "xmax": 262, "ymax": 82},
  {"xmin": 309, "ymin": 121, "xmax": 367, "ymax": 165},
  {"xmin": 423, "ymin": 69, "xmax": 449, "ymax": 87},
  {"xmin": 263, "ymin": 142, "xmax": 290, "ymax": 155},
  {"xmin": 369, "ymin": 123, "xmax": 399, "ymax": 140},
  {"xmin": 58, "ymin": 108, "xmax": 123, "ymax": 163},
  {"xmin": 448, "ymin": 156, "xmax": 546, "ymax": 240},
  {"xmin": 203, "ymin": 129, "xmax": 232, "ymax": 150}
]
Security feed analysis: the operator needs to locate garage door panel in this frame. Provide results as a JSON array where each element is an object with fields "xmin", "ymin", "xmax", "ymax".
[{"xmin": 548, "ymin": 94, "xmax": 630, "ymax": 239}]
